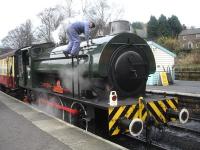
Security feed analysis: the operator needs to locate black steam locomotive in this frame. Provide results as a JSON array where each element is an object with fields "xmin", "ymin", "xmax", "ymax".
[{"xmin": 0, "ymin": 20, "xmax": 189, "ymax": 137}]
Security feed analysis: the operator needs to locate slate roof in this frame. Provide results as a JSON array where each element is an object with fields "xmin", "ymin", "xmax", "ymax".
[
  {"xmin": 179, "ymin": 28, "xmax": 200, "ymax": 36},
  {"xmin": 0, "ymin": 48, "xmax": 15, "ymax": 55},
  {"xmin": 147, "ymin": 41, "xmax": 176, "ymax": 58},
  {"xmin": 0, "ymin": 49, "xmax": 17, "ymax": 59}
]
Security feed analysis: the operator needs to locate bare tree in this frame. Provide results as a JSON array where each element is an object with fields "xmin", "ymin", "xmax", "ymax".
[
  {"xmin": 22, "ymin": 20, "xmax": 34, "ymax": 46},
  {"xmin": 65, "ymin": 0, "xmax": 74, "ymax": 18},
  {"xmin": 82, "ymin": 0, "xmax": 109, "ymax": 36},
  {"xmin": 36, "ymin": 6, "xmax": 65, "ymax": 42},
  {"xmin": 57, "ymin": 0, "xmax": 80, "ymax": 44},
  {"xmin": 2, "ymin": 20, "xmax": 34, "ymax": 49},
  {"xmin": 57, "ymin": 25, "xmax": 67, "ymax": 45},
  {"xmin": 55, "ymin": 0, "xmax": 75, "ymax": 44},
  {"xmin": 81, "ymin": 0, "xmax": 124, "ymax": 37}
]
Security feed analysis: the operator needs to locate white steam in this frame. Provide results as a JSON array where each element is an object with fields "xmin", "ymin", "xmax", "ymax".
[
  {"xmin": 32, "ymin": 94, "xmax": 64, "ymax": 120},
  {"xmin": 52, "ymin": 16, "xmax": 85, "ymax": 44},
  {"xmin": 59, "ymin": 63, "xmax": 91, "ymax": 95}
]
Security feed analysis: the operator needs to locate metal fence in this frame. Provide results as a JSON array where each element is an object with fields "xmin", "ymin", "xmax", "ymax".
[{"xmin": 175, "ymin": 71, "xmax": 200, "ymax": 80}]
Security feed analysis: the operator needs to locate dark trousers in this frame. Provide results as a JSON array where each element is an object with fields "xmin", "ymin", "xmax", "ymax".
[{"xmin": 65, "ymin": 26, "xmax": 80, "ymax": 55}]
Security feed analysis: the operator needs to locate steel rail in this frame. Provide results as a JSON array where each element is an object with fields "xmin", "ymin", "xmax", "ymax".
[
  {"xmin": 122, "ymin": 134, "xmax": 169, "ymax": 150},
  {"xmin": 168, "ymin": 124, "xmax": 200, "ymax": 137}
]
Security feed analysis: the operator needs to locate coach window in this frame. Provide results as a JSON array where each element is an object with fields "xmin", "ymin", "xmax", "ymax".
[
  {"xmin": 26, "ymin": 51, "xmax": 30, "ymax": 66},
  {"xmin": 22, "ymin": 50, "xmax": 30, "ymax": 66},
  {"xmin": 196, "ymin": 34, "xmax": 200, "ymax": 39},
  {"xmin": 0, "ymin": 60, "xmax": 1, "ymax": 74}
]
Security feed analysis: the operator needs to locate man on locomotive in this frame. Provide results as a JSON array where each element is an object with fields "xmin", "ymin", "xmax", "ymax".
[{"xmin": 63, "ymin": 21, "xmax": 95, "ymax": 56}]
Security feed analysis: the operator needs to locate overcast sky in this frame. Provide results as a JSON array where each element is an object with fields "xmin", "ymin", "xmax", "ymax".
[{"xmin": 0, "ymin": 0, "xmax": 200, "ymax": 45}]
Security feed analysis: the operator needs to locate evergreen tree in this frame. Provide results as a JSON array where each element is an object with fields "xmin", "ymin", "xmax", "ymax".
[
  {"xmin": 147, "ymin": 16, "xmax": 159, "ymax": 39},
  {"xmin": 168, "ymin": 15, "xmax": 182, "ymax": 37},
  {"xmin": 158, "ymin": 14, "xmax": 171, "ymax": 37}
]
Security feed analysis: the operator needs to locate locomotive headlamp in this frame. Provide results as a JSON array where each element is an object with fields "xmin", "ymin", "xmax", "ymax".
[{"xmin": 109, "ymin": 91, "xmax": 118, "ymax": 106}]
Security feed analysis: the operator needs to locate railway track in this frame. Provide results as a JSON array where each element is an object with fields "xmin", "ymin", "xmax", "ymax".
[
  {"xmin": 122, "ymin": 120, "xmax": 200, "ymax": 150},
  {"xmin": 105, "ymin": 121, "xmax": 200, "ymax": 150},
  {"xmin": 190, "ymin": 117, "xmax": 200, "ymax": 122},
  {"xmin": 121, "ymin": 134, "xmax": 170, "ymax": 150},
  {"xmin": 167, "ymin": 116, "xmax": 200, "ymax": 136},
  {"xmin": 168, "ymin": 123, "xmax": 200, "ymax": 137}
]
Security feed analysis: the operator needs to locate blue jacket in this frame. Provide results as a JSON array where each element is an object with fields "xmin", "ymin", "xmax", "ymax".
[{"xmin": 71, "ymin": 21, "xmax": 90, "ymax": 42}]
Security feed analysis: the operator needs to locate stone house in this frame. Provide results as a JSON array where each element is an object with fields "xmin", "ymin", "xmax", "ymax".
[{"xmin": 178, "ymin": 28, "xmax": 200, "ymax": 50}]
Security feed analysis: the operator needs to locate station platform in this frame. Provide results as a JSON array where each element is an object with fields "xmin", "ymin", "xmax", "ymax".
[
  {"xmin": 0, "ymin": 91, "xmax": 126, "ymax": 150},
  {"xmin": 146, "ymin": 80, "xmax": 200, "ymax": 97}
]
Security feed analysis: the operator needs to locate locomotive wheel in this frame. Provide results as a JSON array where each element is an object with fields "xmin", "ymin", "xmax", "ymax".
[
  {"xmin": 69, "ymin": 102, "xmax": 87, "ymax": 130},
  {"xmin": 35, "ymin": 93, "xmax": 65, "ymax": 120},
  {"xmin": 0, "ymin": 85, "xmax": 5, "ymax": 92},
  {"xmin": 48, "ymin": 95, "xmax": 65, "ymax": 120},
  {"xmin": 26, "ymin": 90, "xmax": 37, "ymax": 103},
  {"xmin": 34, "ymin": 92, "xmax": 47, "ymax": 107}
]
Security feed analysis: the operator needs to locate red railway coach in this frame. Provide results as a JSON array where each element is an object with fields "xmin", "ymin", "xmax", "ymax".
[{"xmin": 0, "ymin": 50, "xmax": 18, "ymax": 90}]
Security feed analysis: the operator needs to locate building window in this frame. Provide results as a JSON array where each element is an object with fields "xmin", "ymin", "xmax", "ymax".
[
  {"xmin": 196, "ymin": 44, "xmax": 199, "ymax": 48},
  {"xmin": 188, "ymin": 42, "xmax": 193, "ymax": 49},
  {"xmin": 183, "ymin": 36, "xmax": 186, "ymax": 40},
  {"xmin": 196, "ymin": 34, "xmax": 200, "ymax": 38}
]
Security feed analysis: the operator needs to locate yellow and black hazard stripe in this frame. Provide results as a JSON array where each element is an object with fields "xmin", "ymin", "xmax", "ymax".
[
  {"xmin": 147, "ymin": 97, "xmax": 178, "ymax": 123},
  {"xmin": 108, "ymin": 104, "xmax": 139, "ymax": 136},
  {"xmin": 108, "ymin": 97, "xmax": 179, "ymax": 136}
]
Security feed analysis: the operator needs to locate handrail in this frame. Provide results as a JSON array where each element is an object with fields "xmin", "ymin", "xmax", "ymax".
[{"xmin": 33, "ymin": 54, "xmax": 88, "ymax": 62}]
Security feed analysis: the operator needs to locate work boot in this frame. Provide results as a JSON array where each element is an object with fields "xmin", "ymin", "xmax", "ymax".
[
  {"xmin": 70, "ymin": 53, "xmax": 78, "ymax": 57},
  {"xmin": 71, "ymin": 54, "xmax": 77, "ymax": 57},
  {"xmin": 63, "ymin": 51, "xmax": 69, "ymax": 57}
]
